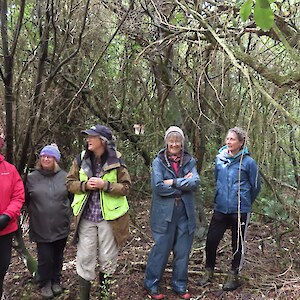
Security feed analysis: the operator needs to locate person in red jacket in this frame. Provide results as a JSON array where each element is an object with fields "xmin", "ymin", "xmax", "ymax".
[{"xmin": 0, "ymin": 133, "xmax": 25, "ymax": 299}]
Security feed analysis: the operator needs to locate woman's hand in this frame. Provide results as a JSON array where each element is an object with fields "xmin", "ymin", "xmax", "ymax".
[
  {"xmin": 184, "ymin": 172, "xmax": 193, "ymax": 179},
  {"xmin": 86, "ymin": 177, "xmax": 105, "ymax": 190},
  {"xmin": 163, "ymin": 179, "xmax": 173, "ymax": 185}
]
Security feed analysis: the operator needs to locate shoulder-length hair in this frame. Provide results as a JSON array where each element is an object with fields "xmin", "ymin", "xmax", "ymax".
[{"xmin": 35, "ymin": 157, "xmax": 60, "ymax": 172}]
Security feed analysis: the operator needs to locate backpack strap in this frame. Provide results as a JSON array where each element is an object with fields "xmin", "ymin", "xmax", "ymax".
[{"xmin": 76, "ymin": 150, "xmax": 86, "ymax": 169}]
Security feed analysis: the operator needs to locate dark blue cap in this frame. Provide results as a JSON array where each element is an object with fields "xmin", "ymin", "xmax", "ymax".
[{"xmin": 81, "ymin": 125, "xmax": 112, "ymax": 141}]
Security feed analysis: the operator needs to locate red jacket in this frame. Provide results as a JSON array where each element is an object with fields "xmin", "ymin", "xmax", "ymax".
[{"xmin": 0, "ymin": 154, "xmax": 25, "ymax": 236}]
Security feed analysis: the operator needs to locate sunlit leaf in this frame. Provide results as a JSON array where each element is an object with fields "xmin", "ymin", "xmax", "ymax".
[
  {"xmin": 171, "ymin": 12, "xmax": 185, "ymax": 25},
  {"xmin": 254, "ymin": 0, "xmax": 274, "ymax": 31},
  {"xmin": 240, "ymin": 0, "xmax": 253, "ymax": 21}
]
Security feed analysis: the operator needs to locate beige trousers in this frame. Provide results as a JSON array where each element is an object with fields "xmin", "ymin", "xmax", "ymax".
[{"xmin": 76, "ymin": 218, "xmax": 118, "ymax": 281}]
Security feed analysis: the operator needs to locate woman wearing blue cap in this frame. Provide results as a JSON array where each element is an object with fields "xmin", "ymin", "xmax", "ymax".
[
  {"xmin": 66, "ymin": 124, "xmax": 131, "ymax": 300},
  {"xmin": 26, "ymin": 143, "xmax": 72, "ymax": 299}
]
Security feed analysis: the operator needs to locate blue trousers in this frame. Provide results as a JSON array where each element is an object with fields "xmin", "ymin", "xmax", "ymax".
[{"xmin": 144, "ymin": 202, "xmax": 194, "ymax": 293}]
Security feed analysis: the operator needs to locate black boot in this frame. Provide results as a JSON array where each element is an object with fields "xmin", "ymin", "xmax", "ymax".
[
  {"xmin": 79, "ymin": 276, "xmax": 91, "ymax": 300},
  {"xmin": 222, "ymin": 270, "xmax": 240, "ymax": 291},
  {"xmin": 197, "ymin": 268, "xmax": 214, "ymax": 286},
  {"xmin": 99, "ymin": 272, "xmax": 112, "ymax": 300},
  {"xmin": 40, "ymin": 281, "xmax": 54, "ymax": 299},
  {"xmin": 52, "ymin": 282, "xmax": 63, "ymax": 296}
]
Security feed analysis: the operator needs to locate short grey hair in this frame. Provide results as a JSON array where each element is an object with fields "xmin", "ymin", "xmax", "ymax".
[{"xmin": 228, "ymin": 127, "xmax": 247, "ymax": 145}]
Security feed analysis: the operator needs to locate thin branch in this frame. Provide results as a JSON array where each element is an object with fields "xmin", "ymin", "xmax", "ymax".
[
  {"xmin": 49, "ymin": 0, "xmax": 91, "ymax": 78},
  {"xmin": 176, "ymin": 0, "xmax": 300, "ymax": 126},
  {"xmin": 10, "ymin": 0, "xmax": 26, "ymax": 56},
  {"xmin": 70, "ymin": 0, "xmax": 134, "ymax": 103}
]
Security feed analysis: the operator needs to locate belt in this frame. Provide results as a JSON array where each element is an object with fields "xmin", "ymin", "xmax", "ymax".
[{"xmin": 175, "ymin": 197, "xmax": 182, "ymax": 206}]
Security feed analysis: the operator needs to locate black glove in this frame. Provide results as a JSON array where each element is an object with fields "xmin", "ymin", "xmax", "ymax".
[{"xmin": 0, "ymin": 214, "xmax": 11, "ymax": 230}]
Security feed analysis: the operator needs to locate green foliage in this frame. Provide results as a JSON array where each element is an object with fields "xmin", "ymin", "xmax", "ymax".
[
  {"xmin": 257, "ymin": 197, "xmax": 288, "ymax": 222},
  {"xmin": 255, "ymin": 195, "xmax": 299, "ymax": 226},
  {"xmin": 170, "ymin": 11, "xmax": 185, "ymax": 25},
  {"xmin": 197, "ymin": 170, "xmax": 215, "ymax": 208},
  {"xmin": 254, "ymin": 0, "xmax": 275, "ymax": 30},
  {"xmin": 240, "ymin": 0, "xmax": 253, "ymax": 21},
  {"xmin": 239, "ymin": 0, "xmax": 275, "ymax": 31}
]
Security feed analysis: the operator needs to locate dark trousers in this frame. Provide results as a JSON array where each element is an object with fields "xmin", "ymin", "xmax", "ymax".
[
  {"xmin": 0, "ymin": 232, "xmax": 14, "ymax": 298},
  {"xmin": 37, "ymin": 237, "xmax": 67, "ymax": 287},
  {"xmin": 205, "ymin": 211, "xmax": 250, "ymax": 273}
]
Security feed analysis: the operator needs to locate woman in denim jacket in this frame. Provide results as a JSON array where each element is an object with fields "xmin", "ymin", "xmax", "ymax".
[{"xmin": 144, "ymin": 126, "xmax": 200, "ymax": 300}]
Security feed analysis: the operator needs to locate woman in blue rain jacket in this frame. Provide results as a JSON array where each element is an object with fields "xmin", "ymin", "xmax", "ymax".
[{"xmin": 144, "ymin": 126, "xmax": 200, "ymax": 300}]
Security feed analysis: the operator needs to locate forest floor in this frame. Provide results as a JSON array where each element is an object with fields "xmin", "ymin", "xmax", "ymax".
[{"xmin": 3, "ymin": 197, "xmax": 300, "ymax": 300}]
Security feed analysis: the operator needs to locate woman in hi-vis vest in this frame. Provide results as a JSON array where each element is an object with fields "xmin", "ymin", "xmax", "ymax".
[{"xmin": 66, "ymin": 124, "xmax": 131, "ymax": 300}]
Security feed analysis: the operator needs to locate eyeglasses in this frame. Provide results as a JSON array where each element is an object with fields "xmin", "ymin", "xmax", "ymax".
[
  {"xmin": 41, "ymin": 155, "xmax": 54, "ymax": 159},
  {"xmin": 167, "ymin": 141, "xmax": 181, "ymax": 146}
]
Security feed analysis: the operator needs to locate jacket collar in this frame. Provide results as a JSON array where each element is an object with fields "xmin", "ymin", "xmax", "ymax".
[
  {"xmin": 82, "ymin": 150, "xmax": 123, "ymax": 176},
  {"xmin": 217, "ymin": 145, "xmax": 249, "ymax": 163},
  {"xmin": 158, "ymin": 148, "xmax": 191, "ymax": 167}
]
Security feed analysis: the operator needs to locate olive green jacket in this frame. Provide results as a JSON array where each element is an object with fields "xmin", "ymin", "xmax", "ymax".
[{"xmin": 66, "ymin": 150, "xmax": 131, "ymax": 246}]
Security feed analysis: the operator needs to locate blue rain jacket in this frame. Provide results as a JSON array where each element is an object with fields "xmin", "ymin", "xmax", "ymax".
[
  {"xmin": 150, "ymin": 149, "xmax": 200, "ymax": 235},
  {"xmin": 214, "ymin": 146, "xmax": 261, "ymax": 214}
]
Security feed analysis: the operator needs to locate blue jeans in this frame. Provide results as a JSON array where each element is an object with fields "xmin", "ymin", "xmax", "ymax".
[{"xmin": 144, "ymin": 202, "xmax": 194, "ymax": 293}]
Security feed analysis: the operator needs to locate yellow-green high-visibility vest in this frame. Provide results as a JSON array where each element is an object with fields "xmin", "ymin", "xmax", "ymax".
[{"xmin": 71, "ymin": 151, "xmax": 129, "ymax": 220}]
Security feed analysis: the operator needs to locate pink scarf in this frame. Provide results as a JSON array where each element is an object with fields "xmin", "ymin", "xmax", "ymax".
[{"xmin": 168, "ymin": 154, "xmax": 181, "ymax": 175}]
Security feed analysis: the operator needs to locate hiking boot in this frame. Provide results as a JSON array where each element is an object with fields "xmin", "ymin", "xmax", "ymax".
[
  {"xmin": 79, "ymin": 276, "xmax": 91, "ymax": 300},
  {"xmin": 52, "ymin": 283, "xmax": 63, "ymax": 296},
  {"xmin": 41, "ymin": 281, "xmax": 54, "ymax": 299},
  {"xmin": 197, "ymin": 268, "xmax": 214, "ymax": 286},
  {"xmin": 222, "ymin": 271, "xmax": 241, "ymax": 291}
]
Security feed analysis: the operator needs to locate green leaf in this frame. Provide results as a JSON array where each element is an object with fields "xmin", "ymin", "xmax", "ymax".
[
  {"xmin": 254, "ymin": 0, "xmax": 274, "ymax": 31},
  {"xmin": 240, "ymin": 0, "xmax": 253, "ymax": 21},
  {"xmin": 171, "ymin": 12, "xmax": 185, "ymax": 25},
  {"xmin": 257, "ymin": 0, "xmax": 270, "ymax": 9}
]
